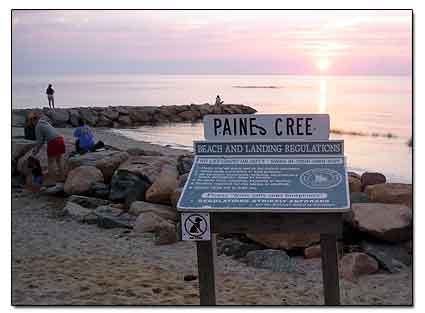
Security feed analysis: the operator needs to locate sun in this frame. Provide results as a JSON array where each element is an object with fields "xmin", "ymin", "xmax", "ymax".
[{"xmin": 317, "ymin": 58, "xmax": 331, "ymax": 72}]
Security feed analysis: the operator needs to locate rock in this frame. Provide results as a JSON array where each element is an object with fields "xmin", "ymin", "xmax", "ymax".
[
  {"xmin": 63, "ymin": 201, "xmax": 93, "ymax": 222},
  {"xmin": 68, "ymin": 109, "xmax": 80, "ymax": 127},
  {"xmin": 12, "ymin": 139, "xmax": 37, "ymax": 161},
  {"xmin": 109, "ymin": 170, "xmax": 151, "ymax": 203},
  {"xmin": 366, "ymin": 183, "xmax": 412, "ymax": 208},
  {"xmin": 94, "ymin": 151, "xmax": 129, "ymax": 182},
  {"xmin": 66, "ymin": 149, "xmax": 124, "ymax": 174},
  {"xmin": 128, "ymin": 107, "xmax": 152, "ymax": 123},
  {"xmin": 133, "ymin": 212, "xmax": 166, "ymax": 233},
  {"xmin": 245, "ymin": 249, "xmax": 294, "ymax": 272},
  {"xmin": 68, "ymin": 195, "xmax": 111, "ymax": 209},
  {"xmin": 350, "ymin": 192, "xmax": 370, "ymax": 203},
  {"xmin": 177, "ymin": 154, "xmax": 194, "ymax": 175},
  {"xmin": 217, "ymin": 238, "xmax": 263, "ymax": 259},
  {"xmin": 102, "ymin": 108, "xmax": 119, "ymax": 121},
  {"xmin": 348, "ymin": 203, "xmax": 412, "ymax": 243},
  {"xmin": 178, "ymin": 110, "xmax": 200, "ymax": 121},
  {"xmin": 348, "ymin": 171, "xmax": 361, "ymax": 180},
  {"xmin": 126, "ymin": 148, "xmax": 163, "ymax": 157},
  {"xmin": 129, "ymin": 201, "xmax": 177, "ymax": 221},
  {"xmin": 64, "ymin": 166, "xmax": 104, "ymax": 195},
  {"xmin": 124, "ymin": 182, "xmax": 151, "ymax": 208},
  {"xmin": 12, "ymin": 112, "xmax": 26, "ymax": 127},
  {"xmin": 154, "ymin": 221, "xmax": 178, "ymax": 245},
  {"xmin": 118, "ymin": 156, "xmax": 177, "ymax": 184},
  {"xmin": 304, "ymin": 245, "xmax": 321, "ymax": 259},
  {"xmin": 361, "ymin": 172, "xmax": 386, "ymax": 189},
  {"xmin": 361, "ymin": 241, "xmax": 410, "ymax": 273},
  {"xmin": 145, "ymin": 165, "xmax": 179, "ymax": 205},
  {"xmin": 89, "ymin": 182, "xmax": 110, "ymax": 199},
  {"xmin": 80, "ymin": 108, "xmax": 98, "ymax": 126},
  {"xmin": 340, "ymin": 252, "xmax": 379, "ymax": 281},
  {"xmin": 247, "ymin": 233, "xmax": 320, "ymax": 250},
  {"xmin": 116, "ymin": 106, "xmax": 130, "ymax": 115},
  {"xmin": 44, "ymin": 108, "xmax": 69, "ymax": 126},
  {"xmin": 178, "ymin": 173, "xmax": 189, "ymax": 188},
  {"xmin": 94, "ymin": 205, "xmax": 134, "ymax": 229},
  {"xmin": 349, "ymin": 176, "xmax": 362, "ymax": 193},
  {"xmin": 170, "ymin": 188, "xmax": 182, "ymax": 208},
  {"xmin": 96, "ymin": 114, "xmax": 113, "ymax": 127},
  {"xmin": 117, "ymin": 115, "xmax": 132, "ymax": 126}
]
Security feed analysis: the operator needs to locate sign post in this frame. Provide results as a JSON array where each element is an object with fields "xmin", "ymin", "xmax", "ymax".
[{"xmin": 177, "ymin": 114, "xmax": 350, "ymax": 305}]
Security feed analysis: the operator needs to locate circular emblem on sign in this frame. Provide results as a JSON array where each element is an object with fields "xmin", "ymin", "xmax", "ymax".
[
  {"xmin": 299, "ymin": 168, "xmax": 342, "ymax": 189},
  {"xmin": 184, "ymin": 214, "xmax": 208, "ymax": 237}
]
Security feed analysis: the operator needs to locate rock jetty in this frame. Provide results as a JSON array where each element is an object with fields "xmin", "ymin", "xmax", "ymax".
[{"xmin": 12, "ymin": 103, "xmax": 257, "ymax": 128}]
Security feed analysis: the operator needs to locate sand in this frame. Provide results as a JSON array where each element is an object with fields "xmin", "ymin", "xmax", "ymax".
[{"xmin": 11, "ymin": 128, "xmax": 413, "ymax": 305}]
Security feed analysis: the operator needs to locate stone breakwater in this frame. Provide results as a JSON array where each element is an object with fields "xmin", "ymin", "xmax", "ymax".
[{"xmin": 12, "ymin": 104, "xmax": 257, "ymax": 128}]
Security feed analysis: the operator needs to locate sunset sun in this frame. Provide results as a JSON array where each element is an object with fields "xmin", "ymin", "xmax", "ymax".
[{"xmin": 317, "ymin": 58, "xmax": 331, "ymax": 72}]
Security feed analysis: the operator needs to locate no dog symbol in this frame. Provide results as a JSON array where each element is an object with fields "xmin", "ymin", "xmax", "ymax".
[{"xmin": 181, "ymin": 212, "xmax": 211, "ymax": 241}]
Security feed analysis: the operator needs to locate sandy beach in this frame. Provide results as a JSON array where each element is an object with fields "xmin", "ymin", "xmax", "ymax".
[{"xmin": 11, "ymin": 127, "xmax": 412, "ymax": 305}]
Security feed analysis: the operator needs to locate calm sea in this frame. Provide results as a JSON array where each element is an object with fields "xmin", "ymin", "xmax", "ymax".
[{"xmin": 12, "ymin": 74, "xmax": 412, "ymax": 183}]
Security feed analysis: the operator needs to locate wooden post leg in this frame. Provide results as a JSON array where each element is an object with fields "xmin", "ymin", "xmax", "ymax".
[
  {"xmin": 196, "ymin": 234, "xmax": 217, "ymax": 305},
  {"xmin": 320, "ymin": 234, "xmax": 340, "ymax": 305}
]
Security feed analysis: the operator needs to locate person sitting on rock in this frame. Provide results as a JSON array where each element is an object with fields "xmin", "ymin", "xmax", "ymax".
[{"xmin": 74, "ymin": 118, "xmax": 104, "ymax": 154}]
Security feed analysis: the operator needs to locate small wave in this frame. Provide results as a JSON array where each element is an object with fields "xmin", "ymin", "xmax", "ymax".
[
  {"xmin": 232, "ymin": 85, "xmax": 282, "ymax": 89},
  {"xmin": 331, "ymin": 129, "xmax": 399, "ymax": 139}
]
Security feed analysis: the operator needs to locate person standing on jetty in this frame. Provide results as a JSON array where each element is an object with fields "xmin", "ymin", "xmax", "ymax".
[
  {"xmin": 46, "ymin": 84, "xmax": 55, "ymax": 109},
  {"xmin": 30, "ymin": 112, "xmax": 66, "ymax": 185},
  {"xmin": 215, "ymin": 94, "xmax": 223, "ymax": 106}
]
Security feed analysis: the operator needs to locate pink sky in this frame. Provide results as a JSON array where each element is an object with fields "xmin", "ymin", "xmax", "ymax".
[{"xmin": 12, "ymin": 10, "xmax": 412, "ymax": 75}]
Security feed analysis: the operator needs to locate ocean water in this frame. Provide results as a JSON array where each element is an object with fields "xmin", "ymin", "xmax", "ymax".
[{"xmin": 12, "ymin": 74, "xmax": 412, "ymax": 183}]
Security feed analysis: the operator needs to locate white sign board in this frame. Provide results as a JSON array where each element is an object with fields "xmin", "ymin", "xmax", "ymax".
[
  {"xmin": 181, "ymin": 212, "xmax": 211, "ymax": 241},
  {"xmin": 204, "ymin": 114, "xmax": 330, "ymax": 141}
]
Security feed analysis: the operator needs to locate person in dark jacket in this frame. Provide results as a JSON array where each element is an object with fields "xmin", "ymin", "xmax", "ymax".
[{"xmin": 46, "ymin": 84, "xmax": 55, "ymax": 109}]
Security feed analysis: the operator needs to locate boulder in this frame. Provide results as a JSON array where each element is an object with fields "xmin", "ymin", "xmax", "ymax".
[
  {"xmin": 361, "ymin": 241, "xmax": 410, "ymax": 273},
  {"xmin": 12, "ymin": 139, "xmax": 37, "ymax": 161},
  {"xmin": 80, "ymin": 108, "xmax": 98, "ymax": 126},
  {"xmin": 145, "ymin": 164, "xmax": 179, "ymax": 205},
  {"xmin": 247, "ymin": 233, "xmax": 320, "ymax": 250},
  {"xmin": 177, "ymin": 154, "xmax": 194, "ymax": 175},
  {"xmin": 361, "ymin": 172, "xmax": 386, "ymax": 189},
  {"xmin": 118, "ymin": 156, "xmax": 177, "ymax": 186},
  {"xmin": 45, "ymin": 108, "xmax": 69, "ymax": 126},
  {"xmin": 12, "ymin": 112, "xmax": 26, "ymax": 127},
  {"xmin": 366, "ymin": 183, "xmax": 412, "ymax": 208},
  {"xmin": 89, "ymin": 182, "xmax": 110, "ymax": 199},
  {"xmin": 94, "ymin": 205, "xmax": 134, "ymax": 229},
  {"xmin": 129, "ymin": 201, "xmax": 177, "ymax": 221},
  {"xmin": 102, "ymin": 108, "xmax": 119, "ymax": 121},
  {"xmin": 170, "ymin": 188, "xmax": 182, "ymax": 208},
  {"xmin": 304, "ymin": 245, "xmax": 321, "ymax": 259},
  {"xmin": 350, "ymin": 192, "xmax": 370, "ymax": 203},
  {"xmin": 133, "ymin": 212, "xmax": 166, "ymax": 233},
  {"xmin": 109, "ymin": 170, "xmax": 151, "ymax": 203},
  {"xmin": 64, "ymin": 166, "xmax": 104, "ymax": 195},
  {"xmin": 178, "ymin": 110, "xmax": 200, "ymax": 121},
  {"xmin": 118, "ymin": 115, "xmax": 132, "ymax": 126},
  {"xmin": 68, "ymin": 195, "xmax": 111, "ymax": 209},
  {"xmin": 66, "ymin": 150, "xmax": 126, "ymax": 177},
  {"xmin": 348, "ymin": 203, "xmax": 412, "ymax": 243},
  {"xmin": 96, "ymin": 114, "xmax": 113, "ymax": 127},
  {"xmin": 116, "ymin": 106, "xmax": 130, "ymax": 115},
  {"xmin": 245, "ymin": 249, "xmax": 294, "ymax": 272},
  {"xmin": 349, "ymin": 176, "xmax": 362, "ymax": 193},
  {"xmin": 68, "ymin": 109, "xmax": 80, "ymax": 127},
  {"xmin": 128, "ymin": 107, "xmax": 152, "ymax": 123},
  {"xmin": 63, "ymin": 201, "xmax": 93, "ymax": 222},
  {"xmin": 124, "ymin": 182, "xmax": 151, "ymax": 208},
  {"xmin": 217, "ymin": 238, "xmax": 263, "ymax": 259},
  {"xmin": 126, "ymin": 148, "xmax": 163, "ymax": 157},
  {"xmin": 340, "ymin": 252, "xmax": 379, "ymax": 281},
  {"xmin": 348, "ymin": 171, "xmax": 361, "ymax": 180},
  {"xmin": 178, "ymin": 173, "xmax": 189, "ymax": 188},
  {"xmin": 94, "ymin": 151, "xmax": 129, "ymax": 182},
  {"xmin": 154, "ymin": 221, "xmax": 178, "ymax": 245}
]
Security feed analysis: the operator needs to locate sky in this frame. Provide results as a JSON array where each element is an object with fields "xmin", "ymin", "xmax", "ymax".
[{"xmin": 12, "ymin": 10, "xmax": 412, "ymax": 76}]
